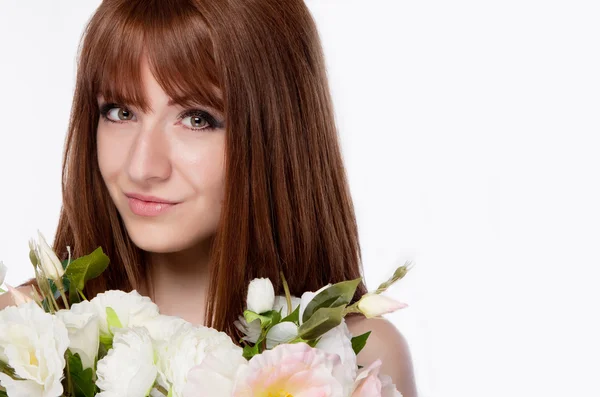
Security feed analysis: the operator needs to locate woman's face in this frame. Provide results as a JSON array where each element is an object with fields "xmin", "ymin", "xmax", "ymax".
[{"xmin": 96, "ymin": 59, "xmax": 226, "ymax": 253}]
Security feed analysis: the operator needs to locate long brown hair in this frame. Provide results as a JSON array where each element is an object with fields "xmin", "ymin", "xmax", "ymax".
[{"xmin": 22, "ymin": 0, "xmax": 367, "ymax": 340}]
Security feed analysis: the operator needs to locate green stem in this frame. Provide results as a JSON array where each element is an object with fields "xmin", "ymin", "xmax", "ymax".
[{"xmin": 279, "ymin": 271, "xmax": 292, "ymax": 316}]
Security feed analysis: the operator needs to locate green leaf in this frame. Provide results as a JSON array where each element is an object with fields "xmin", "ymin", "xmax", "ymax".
[
  {"xmin": 281, "ymin": 304, "xmax": 300, "ymax": 324},
  {"xmin": 69, "ymin": 285, "xmax": 81, "ymax": 305},
  {"xmin": 106, "ymin": 307, "xmax": 123, "ymax": 331},
  {"xmin": 65, "ymin": 247, "xmax": 109, "ymax": 291},
  {"xmin": 302, "ymin": 278, "xmax": 362, "ymax": 323},
  {"xmin": 350, "ymin": 331, "xmax": 371, "ymax": 355},
  {"xmin": 244, "ymin": 309, "xmax": 281, "ymax": 328},
  {"xmin": 242, "ymin": 343, "xmax": 259, "ymax": 360},
  {"xmin": 297, "ymin": 305, "xmax": 345, "ymax": 340},
  {"xmin": 243, "ymin": 310, "xmax": 269, "ymax": 326},
  {"xmin": 67, "ymin": 351, "xmax": 96, "ymax": 397}
]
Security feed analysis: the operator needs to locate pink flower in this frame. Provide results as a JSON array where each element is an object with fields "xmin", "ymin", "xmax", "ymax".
[
  {"xmin": 234, "ymin": 342, "xmax": 353, "ymax": 397},
  {"xmin": 351, "ymin": 359, "xmax": 402, "ymax": 397}
]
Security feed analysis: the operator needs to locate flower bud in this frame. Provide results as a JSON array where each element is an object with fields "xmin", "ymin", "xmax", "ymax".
[
  {"xmin": 36, "ymin": 231, "xmax": 64, "ymax": 280},
  {"xmin": 246, "ymin": 277, "xmax": 275, "ymax": 314},
  {"xmin": 357, "ymin": 293, "xmax": 408, "ymax": 318}
]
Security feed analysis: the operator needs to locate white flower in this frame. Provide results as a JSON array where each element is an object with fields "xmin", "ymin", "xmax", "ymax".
[
  {"xmin": 265, "ymin": 321, "xmax": 299, "ymax": 348},
  {"xmin": 357, "ymin": 293, "xmax": 408, "ymax": 318},
  {"xmin": 69, "ymin": 290, "xmax": 159, "ymax": 339},
  {"xmin": 143, "ymin": 314, "xmax": 189, "ymax": 342},
  {"xmin": 246, "ymin": 278, "xmax": 275, "ymax": 314},
  {"xmin": 96, "ymin": 327, "xmax": 158, "ymax": 397},
  {"xmin": 154, "ymin": 324, "xmax": 243, "ymax": 397},
  {"xmin": 0, "ymin": 301, "xmax": 69, "ymax": 397},
  {"xmin": 55, "ymin": 309, "xmax": 100, "ymax": 370},
  {"xmin": 0, "ymin": 261, "xmax": 7, "ymax": 286},
  {"xmin": 182, "ymin": 343, "xmax": 248, "ymax": 397},
  {"xmin": 33, "ymin": 231, "xmax": 64, "ymax": 280},
  {"xmin": 314, "ymin": 319, "xmax": 358, "ymax": 392},
  {"xmin": 273, "ymin": 294, "xmax": 302, "ymax": 317}
]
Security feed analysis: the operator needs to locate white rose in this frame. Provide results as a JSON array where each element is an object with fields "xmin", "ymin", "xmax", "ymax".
[
  {"xmin": 96, "ymin": 327, "xmax": 158, "ymax": 397},
  {"xmin": 246, "ymin": 278, "xmax": 275, "ymax": 314},
  {"xmin": 33, "ymin": 231, "xmax": 64, "ymax": 280},
  {"xmin": 55, "ymin": 309, "xmax": 100, "ymax": 370},
  {"xmin": 0, "ymin": 301, "xmax": 69, "ymax": 397},
  {"xmin": 154, "ymin": 324, "xmax": 243, "ymax": 397},
  {"xmin": 69, "ymin": 290, "xmax": 159, "ymax": 339}
]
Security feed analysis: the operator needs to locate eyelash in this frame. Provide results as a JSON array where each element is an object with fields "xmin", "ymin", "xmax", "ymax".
[{"xmin": 98, "ymin": 102, "xmax": 221, "ymax": 132}]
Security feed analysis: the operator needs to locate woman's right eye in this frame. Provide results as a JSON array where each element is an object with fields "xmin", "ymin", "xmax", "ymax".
[{"xmin": 99, "ymin": 103, "xmax": 136, "ymax": 123}]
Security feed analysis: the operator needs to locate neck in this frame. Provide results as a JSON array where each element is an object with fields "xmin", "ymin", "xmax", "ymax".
[{"xmin": 142, "ymin": 236, "xmax": 214, "ymax": 326}]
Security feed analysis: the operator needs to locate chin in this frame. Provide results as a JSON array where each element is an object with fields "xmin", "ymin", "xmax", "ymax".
[{"xmin": 124, "ymin": 222, "xmax": 215, "ymax": 254}]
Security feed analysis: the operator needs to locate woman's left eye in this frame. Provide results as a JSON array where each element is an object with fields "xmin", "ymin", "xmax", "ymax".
[{"xmin": 180, "ymin": 111, "xmax": 213, "ymax": 131}]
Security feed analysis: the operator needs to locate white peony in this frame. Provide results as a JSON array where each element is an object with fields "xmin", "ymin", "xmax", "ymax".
[
  {"xmin": 55, "ymin": 309, "xmax": 100, "ymax": 370},
  {"xmin": 154, "ymin": 324, "xmax": 243, "ymax": 397},
  {"xmin": 68, "ymin": 290, "xmax": 159, "ymax": 339},
  {"xmin": 0, "ymin": 301, "xmax": 69, "ymax": 397},
  {"xmin": 96, "ymin": 326, "xmax": 158, "ymax": 397},
  {"xmin": 246, "ymin": 278, "xmax": 275, "ymax": 314}
]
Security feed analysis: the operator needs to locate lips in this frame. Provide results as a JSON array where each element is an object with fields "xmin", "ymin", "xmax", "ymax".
[{"xmin": 125, "ymin": 193, "xmax": 179, "ymax": 217}]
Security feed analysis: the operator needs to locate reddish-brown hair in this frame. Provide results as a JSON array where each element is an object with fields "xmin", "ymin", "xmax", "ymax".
[{"xmin": 22, "ymin": 0, "xmax": 367, "ymax": 340}]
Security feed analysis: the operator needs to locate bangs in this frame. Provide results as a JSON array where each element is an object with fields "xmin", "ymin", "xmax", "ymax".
[{"xmin": 83, "ymin": 0, "xmax": 223, "ymax": 113}]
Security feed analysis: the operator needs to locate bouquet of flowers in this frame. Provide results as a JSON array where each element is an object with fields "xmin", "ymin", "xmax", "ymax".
[{"xmin": 0, "ymin": 232, "xmax": 412, "ymax": 397}]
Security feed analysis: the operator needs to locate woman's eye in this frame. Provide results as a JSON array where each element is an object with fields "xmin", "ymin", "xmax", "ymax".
[
  {"xmin": 99, "ymin": 103, "xmax": 136, "ymax": 122},
  {"xmin": 180, "ymin": 111, "xmax": 213, "ymax": 131},
  {"xmin": 107, "ymin": 107, "xmax": 135, "ymax": 121}
]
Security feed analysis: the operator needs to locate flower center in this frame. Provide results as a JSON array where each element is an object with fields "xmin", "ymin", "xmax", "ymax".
[
  {"xmin": 266, "ymin": 391, "xmax": 293, "ymax": 397},
  {"xmin": 29, "ymin": 350, "xmax": 38, "ymax": 366}
]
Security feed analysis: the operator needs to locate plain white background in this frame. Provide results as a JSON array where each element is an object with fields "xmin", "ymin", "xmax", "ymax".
[{"xmin": 1, "ymin": 1, "xmax": 599, "ymax": 396}]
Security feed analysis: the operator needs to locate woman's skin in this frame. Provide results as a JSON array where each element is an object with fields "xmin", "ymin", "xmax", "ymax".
[
  {"xmin": 96, "ymin": 56, "xmax": 225, "ymax": 324},
  {"xmin": 0, "ymin": 54, "xmax": 418, "ymax": 397}
]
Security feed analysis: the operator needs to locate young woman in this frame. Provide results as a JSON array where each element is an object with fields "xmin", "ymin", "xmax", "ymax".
[{"xmin": 3, "ymin": 0, "xmax": 417, "ymax": 394}]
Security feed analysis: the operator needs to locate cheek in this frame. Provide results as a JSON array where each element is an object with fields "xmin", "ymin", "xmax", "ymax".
[
  {"xmin": 174, "ymin": 136, "xmax": 226, "ymax": 200},
  {"xmin": 96, "ymin": 126, "xmax": 129, "ymax": 182}
]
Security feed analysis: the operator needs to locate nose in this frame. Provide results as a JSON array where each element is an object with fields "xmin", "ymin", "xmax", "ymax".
[{"xmin": 126, "ymin": 123, "xmax": 172, "ymax": 185}]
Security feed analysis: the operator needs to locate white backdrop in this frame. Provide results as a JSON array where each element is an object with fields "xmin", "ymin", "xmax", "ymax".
[{"xmin": 1, "ymin": 1, "xmax": 600, "ymax": 396}]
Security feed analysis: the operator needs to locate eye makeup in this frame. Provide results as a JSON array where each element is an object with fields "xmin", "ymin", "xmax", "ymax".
[{"xmin": 98, "ymin": 102, "xmax": 225, "ymax": 132}]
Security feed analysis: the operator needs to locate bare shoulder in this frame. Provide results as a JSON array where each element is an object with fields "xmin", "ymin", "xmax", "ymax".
[
  {"xmin": 0, "ymin": 285, "xmax": 35, "ymax": 310},
  {"xmin": 346, "ymin": 315, "xmax": 418, "ymax": 397}
]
